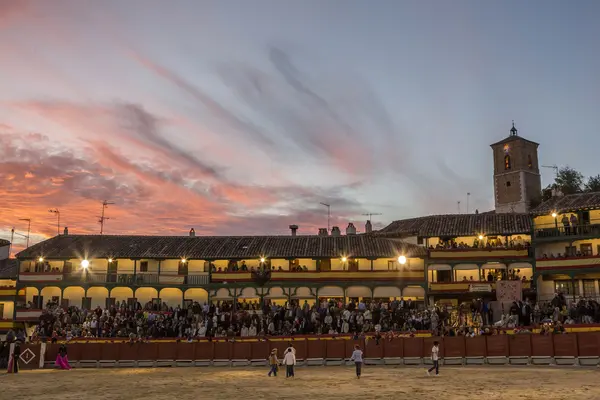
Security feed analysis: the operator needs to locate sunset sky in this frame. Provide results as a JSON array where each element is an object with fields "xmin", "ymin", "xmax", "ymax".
[{"xmin": 1, "ymin": 0, "xmax": 600, "ymax": 250}]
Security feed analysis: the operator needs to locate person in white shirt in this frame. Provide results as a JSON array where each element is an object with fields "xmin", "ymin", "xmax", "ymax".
[
  {"xmin": 427, "ymin": 341, "xmax": 440, "ymax": 376},
  {"xmin": 282, "ymin": 347, "xmax": 296, "ymax": 378},
  {"xmin": 350, "ymin": 344, "xmax": 363, "ymax": 379}
]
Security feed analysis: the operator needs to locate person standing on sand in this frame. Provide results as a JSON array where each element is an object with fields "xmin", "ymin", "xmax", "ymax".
[
  {"xmin": 282, "ymin": 347, "xmax": 296, "ymax": 378},
  {"xmin": 426, "ymin": 341, "xmax": 440, "ymax": 376},
  {"xmin": 267, "ymin": 349, "xmax": 279, "ymax": 377},
  {"xmin": 350, "ymin": 344, "xmax": 363, "ymax": 379}
]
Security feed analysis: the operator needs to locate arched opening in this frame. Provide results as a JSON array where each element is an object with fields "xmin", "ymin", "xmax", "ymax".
[
  {"xmin": 346, "ymin": 286, "xmax": 372, "ymax": 301},
  {"xmin": 110, "ymin": 287, "xmax": 134, "ymax": 304},
  {"xmin": 24, "ymin": 287, "xmax": 39, "ymax": 305},
  {"xmin": 402, "ymin": 286, "xmax": 425, "ymax": 300},
  {"xmin": 212, "ymin": 288, "xmax": 232, "ymax": 302},
  {"xmin": 87, "ymin": 287, "xmax": 109, "ymax": 309},
  {"xmin": 135, "ymin": 287, "xmax": 158, "ymax": 306},
  {"xmin": 159, "ymin": 288, "xmax": 183, "ymax": 308},
  {"xmin": 63, "ymin": 286, "xmax": 85, "ymax": 308},
  {"xmin": 184, "ymin": 288, "xmax": 209, "ymax": 304},
  {"xmin": 265, "ymin": 287, "xmax": 288, "ymax": 306},
  {"xmin": 40, "ymin": 286, "xmax": 61, "ymax": 306},
  {"xmin": 504, "ymin": 155, "xmax": 511, "ymax": 170},
  {"xmin": 428, "ymin": 264, "xmax": 452, "ymax": 283},
  {"xmin": 373, "ymin": 286, "xmax": 402, "ymax": 300},
  {"xmin": 317, "ymin": 286, "xmax": 344, "ymax": 300}
]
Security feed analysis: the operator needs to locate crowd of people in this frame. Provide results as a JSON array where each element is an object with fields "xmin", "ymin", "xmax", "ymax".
[
  {"xmin": 15, "ymin": 292, "xmax": 600, "ymax": 342},
  {"xmin": 430, "ymin": 236, "xmax": 531, "ymax": 250}
]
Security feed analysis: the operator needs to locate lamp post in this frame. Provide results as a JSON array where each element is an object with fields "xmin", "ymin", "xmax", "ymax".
[
  {"xmin": 552, "ymin": 212, "xmax": 558, "ymax": 229},
  {"xmin": 49, "ymin": 208, "xmax": 60, "ymax": 236}
]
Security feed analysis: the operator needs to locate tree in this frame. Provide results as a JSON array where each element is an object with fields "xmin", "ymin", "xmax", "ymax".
[
  {"xmin": 554, "ymin": 166, "xmax": 584, "ymax": 195},
  {"xmin": 585, "ymin": 174, "xmax": 600, "ymax": 192}
]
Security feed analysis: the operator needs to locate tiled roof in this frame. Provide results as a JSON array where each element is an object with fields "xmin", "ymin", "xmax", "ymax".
[
  {"xmin": 15, "ymin": 234, "xmax": 426, "ymax": 260},
  {"xmin": 490, "ymin": 135, "xmax": 539, "ymax": 147},
  {"xmin": 531, "ymin": 192, "xmax": 600, "ymax": 215},
  {"xmin": 376, "ymin": 213, "xmax": 531, "ymax": 237}
]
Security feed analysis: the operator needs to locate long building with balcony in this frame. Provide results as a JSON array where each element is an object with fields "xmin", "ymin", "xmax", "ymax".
[
  {"xmin": 531, "ymin": 192, "xmax": 600, "ymax": 302},
  {"xmin": 0, "ymin": 239, "xmax": 18, "ymax": 334},
  {"xmin": 13, "ymin": 230, "xmax": 427, "ymax": 322},
  {"xmin": 377, "ymin": 213, "xmax": 534, "ymax": 307}
]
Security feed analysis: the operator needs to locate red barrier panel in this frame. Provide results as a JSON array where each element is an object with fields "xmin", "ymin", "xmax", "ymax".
[
  {"xmin": 45, "ymin": 343, "xmax": 60, "ymax": 364},
  {"xmin": 365, "ymin": 338, "xmax": 384, "ymax": 358},
  {"xmin": 553, "ymin": 334, "xmax": 578, "ymax": 357},
  {"xmin": 306, "ymin": 339, "xmax": 326, "ymax": 359},
  {"xmin": 292, "ymin": 339, "xmax": 307, "ymax": 360},
  {"xmin": 465, "ymin": 336, "xmax": 486, "ymax": 357},
  {"xmin": 383, "ymin": 338, "xmax": 403, "ymax": 358},
  {"xmin": 19, "ymin": 343, "xmax": 41, "ymax": 370},
  {"xmin": 531, "ymin": 335, "xmax": 554, "ymax": 356},
  {"xmin": 269, "ymin": 340, "xmax": 289, "ymax": 359},
  {"xmin": 176, "ymin": 342, "xmax": 195, "ymax": 360},
  {"xmin": 213, "ymin": 341, "xmax": 231, "ymax": 359},
  {"xmin": 232, "ymin": 341, "xmax": 251, "ymax": 360},
  {"xmin": 251, "ymin": 341, "xmax": 269, "ymax": 360},
  {"xmin": 442, "ymin": 336, "xmax": 465, "ymax": 358},
  {"xmin": 326, "ymin": 339, "xmax": 346, "ymax": 359},
  {"xmin": 66, "ymin": 343, "xmax": 83, "ymax": 361},
  {"xmin": 403, "ymin": 337, "xmax": 423, "ymax": 358},
  {"xmin": 194, "ymin": 341, "xmax": 214, "ymax": 360},
  {"xmin": 486, "ymin": 335, "xmax": 509, "ymax": 357},
  {"xmin": 118, "ymin": 342, "xmax": 140, "ymax": 360},
  {"xmin": 139, "ymin": 342, "xmax": 159, "ymax": 360},
  {"xmin": 80, "ymin": 342, "xmax": 102, "ymax": 360},
  {"xmin": 508, "ymin": 335, "xmax": 532, "ymax": 357},
  {"xmin": 345, "ymin": 339, "xmax": 363, "ymax": 358},
  {"xmin": 576, "ymin": 332, "xmax": 600, "ymax": 356},
  {"xmin": 423, "ymin": 337, "xmax": 443, "ymax": 358},
  {"xmin": 100, "ymin": 342, "xmax": 119, "ymax": 360}
]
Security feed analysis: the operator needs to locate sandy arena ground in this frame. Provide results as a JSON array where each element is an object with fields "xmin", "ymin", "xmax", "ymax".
[{"xmin": 1, "ymin": 366, "xmax": 599, "ymax": 400}]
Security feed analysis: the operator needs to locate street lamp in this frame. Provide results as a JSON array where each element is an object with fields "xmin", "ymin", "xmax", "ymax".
[
  {"xmin": 38, "ymin": 257, "xmax": 44, "ymax": 263},
  {"xmin": 48, "ymin": 209, "xmax": 60, "ymax": 236},
  {"xmin": 81, "ymin": 259, "xmax": 90, "ymax": 269},
  {"xmin": 341, "ymin": 256, "xmax": 347, "ymax": 263},
  {"xmin": 551, "ymin": 212, "xmax": 558, "ymax": 229},
  {"xmin": 260, "ymin": 257, "xmax": 266, "ymax": 263},
  {"xmin": 478, "ymin": 235, "xmax": 484, "ymax": 240},
  {"xmin": 398, "ymin": 255, "xmax": 407, "ymax": 265}
]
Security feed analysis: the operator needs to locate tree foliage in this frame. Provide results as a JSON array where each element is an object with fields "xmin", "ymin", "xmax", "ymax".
[
  {"xmin": 554, "ymin": 166, "xmax": 585, "ymax": 195},
  {"xmin": 585, "ymin": 174, "xmax": 600, "ymax": 192}
]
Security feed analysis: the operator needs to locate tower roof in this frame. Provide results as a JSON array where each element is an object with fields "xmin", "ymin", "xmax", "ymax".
[{"xmin": 490, "ymin": 122, "xmax": 539, "ymax": 147}]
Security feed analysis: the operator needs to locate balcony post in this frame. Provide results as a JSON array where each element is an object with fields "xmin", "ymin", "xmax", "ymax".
[
  {"xmin": 133, "ymin": 259, "xmax": 137, "ymax": 281},
  {"xmin": 370, "ymin": 259, "xmax": 374, "ymax": 271},
  {"xmin": 157, "ymin": 260, "xmax": 161, "ymax": 276}
]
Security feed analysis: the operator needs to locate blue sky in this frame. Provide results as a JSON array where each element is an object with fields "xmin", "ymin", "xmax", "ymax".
[{"xmin": 1, "ymin": 0, "xmax": 599, "ymax": 246}]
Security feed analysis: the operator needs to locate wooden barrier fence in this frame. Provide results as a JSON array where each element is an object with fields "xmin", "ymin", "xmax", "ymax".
[{"xmin": 11, "ymin": 333, "xmax": 600, "ymax": 370}]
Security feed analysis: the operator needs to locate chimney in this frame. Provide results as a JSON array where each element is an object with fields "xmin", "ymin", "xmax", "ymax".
[
  {"xmin": 289, "ymin": 225, "xmax": 298, "ymax": 236},
  {"xmin": 331, "ymin": 226, "xmax": 341, "ymax": 236},
  {"xmin": 189, "ymin": 228, "xmax": 196, "ymax": 237},
  {"xmin": 63, "ymin": 227, "xmax": 68, "ymax": 236},
  {"xmin": 365, "ymin": 220, "xmax": 373, "ymax": 233},
  {"xmin": 346, "ymin": 223, "xmax": 357, "ymax": 235},
  {"xmin": 475, "ymin": 209, "xmax": 479, "ymax": 215},
  {"xmin": 318, "ymin": 228, "xmax": 329, "ymax": 237}
]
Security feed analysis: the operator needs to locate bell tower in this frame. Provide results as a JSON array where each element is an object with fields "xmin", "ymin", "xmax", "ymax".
[{"xmin": 490, "ymin": 122, "xmax": 542, "ymax": 213}]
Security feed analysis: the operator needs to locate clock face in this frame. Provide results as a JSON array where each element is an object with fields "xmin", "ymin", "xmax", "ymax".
[{"xmin": 503, "ymin": 144, "xmax": 510, "ymax": 153}]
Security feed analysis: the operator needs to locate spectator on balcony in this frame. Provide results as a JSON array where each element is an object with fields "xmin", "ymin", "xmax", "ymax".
[
  {"xmin": 570, "ymin": 214, "xmax": 578, "ymax": 235},
  {"xmin": 561, "ymin": 214, "xmax": 570, "ymax": 235}
]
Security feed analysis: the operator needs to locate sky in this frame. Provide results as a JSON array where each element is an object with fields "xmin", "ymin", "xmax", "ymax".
[{"xmin": 1, "ymin": 0, "xmax": 600, "ymax": 250}]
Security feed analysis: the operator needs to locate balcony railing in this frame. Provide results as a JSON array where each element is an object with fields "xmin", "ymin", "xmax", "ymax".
[
  {"xmin": 28, "ymin": 273, "xmax": 210, "ymax": 286},
  {"xmin": 211, "ymin": 270, "xmax": 425, "ymax": 282},
  {"xmin": 534, "ymin": 221, "xmax": 600, "ymax": 240},
  {"xmin": 429, "ymin": 280, "xmax": 532, "ymax": 292},
  {"xmin": 536, "ymin": 255, "xmax": 600, "ymax": 272},
  {"xmin": 428, "ymin": 247, "xmax": 531, "ymax": 260}
]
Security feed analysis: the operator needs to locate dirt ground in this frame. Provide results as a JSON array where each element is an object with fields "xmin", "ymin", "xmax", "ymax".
[{"xmin": 1, "ymin": 366, "xmax": 599, "ymax": 400}]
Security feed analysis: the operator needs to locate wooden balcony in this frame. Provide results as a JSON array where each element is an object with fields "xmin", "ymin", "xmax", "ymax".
[
  {"xmin": 19, "ymin": 272, "xmax": 211, "ymax": 286},
  {"xmin": 534, "ymin": 221, "xmax": 600, "ymax": 243},
  {"xmin": 429, "ymin": 281, "xmax": 531, "ymax": 292},
  {"xmin": 536, "ymin": 255, "xmax": 600, "ymax": 273},
  {"xmin": 211, "ymin": 270, "xmax": 425, "ymax": 283},
  {"xmin": 428, "ymin": 248, "xmax": 531, "ymax": 262}
]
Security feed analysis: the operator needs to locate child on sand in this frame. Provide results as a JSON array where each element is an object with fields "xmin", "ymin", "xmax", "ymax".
[
  {"xmin": 426, "ymin": 341, "xmax": 440, "ymax": 376},
  {"xmin": 267, "ymin": 349, "xmax": 279, "ymax": 377},
  {"xmin": 350, "ymin": 344, "xmax": 363, "ymax": 379}
]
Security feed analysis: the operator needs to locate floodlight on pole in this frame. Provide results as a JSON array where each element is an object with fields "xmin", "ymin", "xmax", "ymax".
[
  {"xmin": 18, "ymin": 218, "xmax": 31, "ymax": 248},
  {"xmin": 48, "ymin": 208, "xmax": 60, "ymax": 236},
  {"xmin": 99, "ymin": 200, "xmax": 115, "ymax": 235}
]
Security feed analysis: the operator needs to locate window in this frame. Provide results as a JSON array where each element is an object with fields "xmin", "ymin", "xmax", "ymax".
[
  {"xmin": 506, "ymin": 181, "xmax": 511, "ymax": 187},
  {"xmin": 554, "ymin": 280, "xmax": 580, "ymax": 296},
  {"xmin": 583, "ymin": 280, "xmax": 596, "ymax": 297},
  {"xmin": 581, "ymin": 244, "xmax": 592, "ymax": 256},
  {"xmin": 528, "ymin": 155, "xmax": 533, "ymax": 168},
  {"xmin": 565, "ymin": 245, "xmax": 576, "ymax": 257},
  {"xmin": 347, "ymin": 259, "xmax": 359, "ymax": 271},
  {"xmin": 139, "ymin": 261, "xmax": 149, "ymax": 272},
  {"xmin": 504, "ymin": 155, "xmax": 511, "ymax": 170},
  {"xmin": 388, "ymin": 260, "xmax": 396, "ymax": 270}
]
